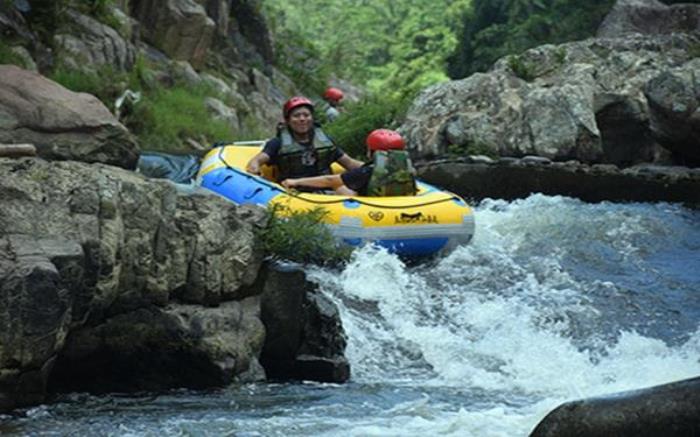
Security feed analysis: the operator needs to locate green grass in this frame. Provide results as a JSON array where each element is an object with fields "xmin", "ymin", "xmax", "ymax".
[
  {"xmin": 129, "ymin": 84, "xmax": 235, "ymax": 153},
  {"xmin": 260, "ymin": 205, "xmax": 352, "ymax": 266},
  {"xmin": 0, "ymin": 40, "xmax": 27, "ymax": 68}
]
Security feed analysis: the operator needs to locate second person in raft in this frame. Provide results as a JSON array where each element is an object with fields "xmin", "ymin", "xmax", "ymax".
[
  {"xmin": 245, "ymin": 96, "xmax": 363, "ymax": 181},
  {"xmin": 281, "ymin": 129, "xmax": 417, "ymax": 197}
]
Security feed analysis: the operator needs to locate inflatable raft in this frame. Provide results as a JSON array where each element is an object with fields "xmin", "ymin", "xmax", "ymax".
[{"xmin": 197, "ymin": 143, "xmax": 475, "ymax": 258}]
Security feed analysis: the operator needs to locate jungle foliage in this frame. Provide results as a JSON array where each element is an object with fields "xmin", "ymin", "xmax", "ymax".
[{"xmin": 264, "ymin": 0, "xmax": 470, "ymax": 99}]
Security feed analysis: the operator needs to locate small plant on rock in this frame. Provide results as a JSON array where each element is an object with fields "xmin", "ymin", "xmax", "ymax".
[{"xmin": 259, "ymin": 204, "xmax": 352, "ymax": 266}]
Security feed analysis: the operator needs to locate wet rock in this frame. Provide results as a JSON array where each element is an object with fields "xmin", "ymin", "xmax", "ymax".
[
  {"xmin": 259, "ymin": 262, "xmax": 350, "ymax": 383},
  {"xmin": 417, "ymin": 158, "xmax": 700, "ymax": 204},
  {"xmin": 531, "ymin": 377, "xmax": 700, "ymax": 437}
]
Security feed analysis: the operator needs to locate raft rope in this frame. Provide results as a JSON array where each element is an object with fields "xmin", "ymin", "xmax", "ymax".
[{"xmin": 215, "ymin": 146, "xmax": 464, "ymax": 210}]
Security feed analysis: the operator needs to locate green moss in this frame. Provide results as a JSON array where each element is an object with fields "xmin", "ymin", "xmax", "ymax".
[
  {"xmin": 259, "ymin": 205, "xmax": 352, "ymax": 266},
  {"xmin": 507, "ymin": 54, "xmax": 537, "ymax": 82},
  {"xmin": 447, "ymin": 140, "xmax": 497, "ymax": 158}
]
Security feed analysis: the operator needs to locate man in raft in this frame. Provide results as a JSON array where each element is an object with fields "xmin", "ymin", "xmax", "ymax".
[
  {"xmin": 246, "ymin": 96, "xmax": 363, "ymax": 182},
  {"xmin": 281, "ymin": 129, "xmax": 416, "ymax": 197}
]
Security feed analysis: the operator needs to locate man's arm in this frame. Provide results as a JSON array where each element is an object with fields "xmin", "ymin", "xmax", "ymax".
[
  {"xmin": 246, "ymin": 151, "xmax": 271, "ymax": 175},
  {"xmin": 336, "ymin": 153, "xmax": 364, "ymax": 170},
  {"xmin": 281, "ymin": 174, "xmax": 357, "ymax": 195}
]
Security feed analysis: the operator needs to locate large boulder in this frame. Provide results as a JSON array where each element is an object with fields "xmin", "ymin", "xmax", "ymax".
[
  {"xmin": 401, "ymin": 33, "xmax": 700, "ymax": 167},
  {"xmin": 0, "ymin": 157, "xmax": 266, "ymax": 410},
  {"xmin": 598, "ymin": 0, "xmax": 700, "ymax": 37},
  {"xmin": 0, "ymin": 65, "xmax": 139, "ymax": 169}
]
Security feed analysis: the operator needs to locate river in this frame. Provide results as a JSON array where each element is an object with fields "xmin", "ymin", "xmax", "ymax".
[{"xmin": 2, "ymin": 194, "xmax": 699, "ymax": 436}]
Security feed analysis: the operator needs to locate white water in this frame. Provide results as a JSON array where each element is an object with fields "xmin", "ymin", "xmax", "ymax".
[{"xmin": 307, "ymin": 194, "xmax": 700, "ymax": 435}]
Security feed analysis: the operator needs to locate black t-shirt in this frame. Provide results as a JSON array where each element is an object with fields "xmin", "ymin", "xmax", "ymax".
[
  {"xmin": 340, "ymin": 164, "xmax": 373, "ymax": 195},
  {"xmin": 262, "ymin": 136, "xmax": 345, "ymax": 178}
]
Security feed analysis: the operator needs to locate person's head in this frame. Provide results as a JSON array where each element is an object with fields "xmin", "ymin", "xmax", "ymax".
[
  {"xmin": 366, "ymin": 129, "xmax": 405, "ymax": 157},
  {"xmin": 283, "ymin": 96, "xmax": 314, "ymax": 137},
  {"xmin": 323, "ymin": 87, "xmax": 344, "ymax": 106}
]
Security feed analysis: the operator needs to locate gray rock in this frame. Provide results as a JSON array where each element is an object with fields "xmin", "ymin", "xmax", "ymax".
[
  {"xmin": 259, "ymin": 262, "xmax": 350, "ymax": 383},
  {"xmin": 55, "ymin": 9, "xmax": 137, "ymax": 72},
  {"xmin": 0, "ymin": 65, "xmax": 139, "ymax": 169},
  {"xmin": 645, "ymin": 63, "xmax": 700, "ymax": 164},
  {"xmin": 131, "ymin": 0, "xmax": 215, "ymax": 69},
  {"xmin": 0, "ymin": 158, "xmax": 266, "ymax": 409},
  {"xmin": 531, "ymin": 377, "xmax": 700, "ymax": 437},
  {"xmin": 417, "ymin": 158, "xmax": 700, "ymax": 204},
  {"xmin": 598, "ymin": 0, "xmax": 700, "ymax": 37},
  {"xmin": 401, "ymin": 33, "xmax": 700, "ymax": 167}
]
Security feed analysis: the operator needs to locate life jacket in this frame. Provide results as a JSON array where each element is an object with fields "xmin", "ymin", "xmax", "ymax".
[
  {"xmin": 366, "ymin": 150, "xmax": 417, "ymax": 197},
  {"xmin": 276, "ymin": 126, "xmax": 336, "ymax": 180}
]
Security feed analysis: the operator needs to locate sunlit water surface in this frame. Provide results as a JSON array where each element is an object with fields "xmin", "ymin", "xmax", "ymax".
[{"xmin": 2, "ymin": 194, "xmax": 699, "ymax": 436}]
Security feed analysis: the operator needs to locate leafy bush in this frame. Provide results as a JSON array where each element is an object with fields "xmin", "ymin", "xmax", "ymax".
[
  {"xmin": 259, "ymin": 205, "xmax": 352, "ymax": 266},
  {"xmin": 324, "ymin": 94, "xmax": 412, "ymax": 159}
]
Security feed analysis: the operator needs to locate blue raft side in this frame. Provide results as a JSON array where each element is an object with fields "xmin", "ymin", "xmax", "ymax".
[{"xmin": 199, "ymin": 166, "xmax": 282, "ymax": 207}]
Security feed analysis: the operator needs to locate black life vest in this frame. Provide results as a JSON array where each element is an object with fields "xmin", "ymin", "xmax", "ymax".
[{"xmin": 276, "ymin": 127, "xmax": 336, "ymax": 180}]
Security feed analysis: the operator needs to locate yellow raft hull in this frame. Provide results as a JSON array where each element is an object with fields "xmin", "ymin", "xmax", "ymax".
[{"xmin": 197, "ymin": 144, "xmax": 475, "ymax": 257}]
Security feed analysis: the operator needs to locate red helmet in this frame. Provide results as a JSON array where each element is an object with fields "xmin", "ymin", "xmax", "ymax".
[
  {"xmin": 283, "ymin": 96, "xmax": 314, "ymax": 118},
  {"xmin": 323, "ymin": 87, "xmax": 344, "ymax": 102},
  {"xmin": 366, "ymin": 129, "xmax": 405, "ymax": 152}
]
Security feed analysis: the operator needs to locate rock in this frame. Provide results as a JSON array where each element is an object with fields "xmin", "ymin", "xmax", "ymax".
[
  {"xmin": 598, "ymin": 0, "xmax": 700, "ymax": 37},
  {"xmin": 49, "ymin": 299, "xmax": 266, "ymax": 393},
  {"xmin": 55, "ymin": 9, "xmax": 137, "ymax": 72},
  {"xmin": 0, "ymin": 158, "xmax": 267, "ymax": 410},
  {"xmin": 0, "ymin": 65, "xmax": 139, "ymax": 169},
  {"xmin": 531, "ymin": 377, "xmax": 700, "ymax": 437},
  {"xmin": 131, "ymin": 0, "xmax": 215, "ymax": 70},
  {"xmin": 259, "ymin": 262, "xmax": 350, "ymax": 383},
  {"xmin": 401, "ymin": 33, "xmax": 700, "ymax": 167},
  {"xmin": 0, "ymin": 237, "xmax": 75, "ymax": 411},
  {"xmin": 645, "ymin": 63, "xmax": 700, "ymax": 165},
  {"xmin": 417, "ymin": 158, "xmax": 700, "ymax": 204}
]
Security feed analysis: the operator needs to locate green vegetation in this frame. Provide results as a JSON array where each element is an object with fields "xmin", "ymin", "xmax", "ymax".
[
  {"xmin": 265, "ymin": 0, "xmax": 469, "ymax": 98},
  {"xmin": 128, "ymin": 84, "xmax": 234, "ymax": 152},
  {"xmin": 507, "ymin": 54, "xmax": 537, "ymax": 82},
  {"xmin": 260, "ymin": 205, "xmax": 352, "ymax": 265},
  {"xmin": 324, "ymin": 95, "xmax": 412, "ymax": 159},
  {"xmin": 0, "ymin": 41, "xmax": 27, "ymax": 68},
  {"xmin": 447, "ymin": 0, "xmax": 616, "ymax": 79},
  {"xmin": 447, "ymin": 140, "xmax": 497, "ymax": 158}
]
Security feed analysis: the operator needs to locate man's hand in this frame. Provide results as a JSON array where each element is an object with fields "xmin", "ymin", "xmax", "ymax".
[
  {"xmin": 281, "ymin": 178, "xmax": 298, "ymax": 189},
  {"xmin": 246, "ymin": 161, "xmax": 261, "ymax": 175}
]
